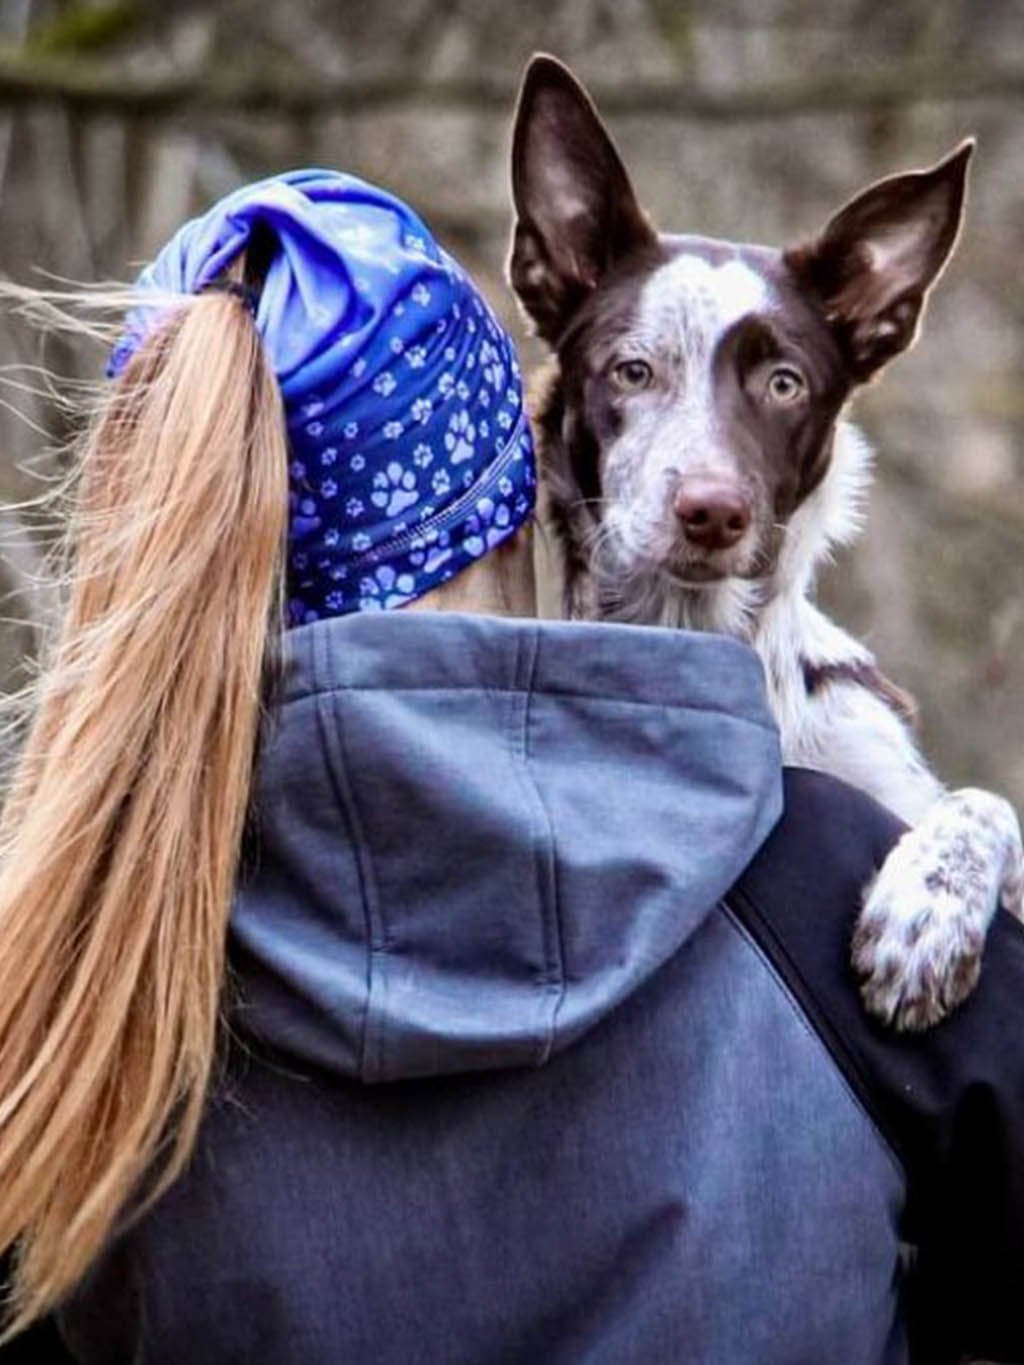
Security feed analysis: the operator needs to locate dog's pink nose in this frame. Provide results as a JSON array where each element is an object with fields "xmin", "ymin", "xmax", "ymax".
[{"xmin": 673, "ymin": 478, "xmax": 752, "ymax": 551}]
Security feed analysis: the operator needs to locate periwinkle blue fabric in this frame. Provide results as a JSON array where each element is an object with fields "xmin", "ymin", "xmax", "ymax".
[{"xmin": 108, "ymin": 170, "xmax": 535, "ymax": 625}]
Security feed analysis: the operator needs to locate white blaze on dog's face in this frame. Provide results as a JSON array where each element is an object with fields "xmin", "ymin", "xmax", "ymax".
[
  {"xmin": 596, "ymin": 253, "xmax": 772, "ymax": 581},
  {"xmin": 509, "ymin": 55, "xmax": 973, "ymax": 614}
]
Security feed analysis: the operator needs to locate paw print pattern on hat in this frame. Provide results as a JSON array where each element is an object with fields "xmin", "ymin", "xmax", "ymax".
[{"xmin": 108, "ymin": 168, "xmax": 536, "ymax": 627}]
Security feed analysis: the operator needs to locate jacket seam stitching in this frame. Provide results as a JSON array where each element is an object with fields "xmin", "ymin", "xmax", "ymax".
[
  {"xmin": 280, "ymin": 684, "xmax": 778, "ymax": 730},
  {"xmin": 721, "ymin": 894, "xmax": 907, "ymax": 1184},
  {"xmin": 314, "ymin": 690, "xmax": 387, "ymax": 1084},
  {"xmin": 520, "ymin": 625, "xmax": 567, "ymax": 1065}
]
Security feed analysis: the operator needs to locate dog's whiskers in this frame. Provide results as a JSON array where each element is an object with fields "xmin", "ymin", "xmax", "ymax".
[{"xmin": 568, "ymin": 496, "xmax": 616, "ymax": 514}]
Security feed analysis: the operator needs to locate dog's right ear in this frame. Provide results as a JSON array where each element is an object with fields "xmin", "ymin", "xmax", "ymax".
[{"xmin": 508, "ymin": 55, "xmax": 655, "ymax": 344}]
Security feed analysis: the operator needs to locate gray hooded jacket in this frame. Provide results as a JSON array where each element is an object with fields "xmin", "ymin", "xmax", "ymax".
[{"xmin": 54, "ymin": 613, "xmax": 1024, "ymax": 1365}]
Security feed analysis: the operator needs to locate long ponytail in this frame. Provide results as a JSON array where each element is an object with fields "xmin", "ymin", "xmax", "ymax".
[{"xmin": 0, "ymin": 286, "xmax": 288, "ymax": 1334}]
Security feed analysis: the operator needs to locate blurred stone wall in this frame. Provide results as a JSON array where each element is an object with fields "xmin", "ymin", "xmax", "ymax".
[{"xmin": 0, "ymin": 0, "xmax": 1022, "ymax": 801}]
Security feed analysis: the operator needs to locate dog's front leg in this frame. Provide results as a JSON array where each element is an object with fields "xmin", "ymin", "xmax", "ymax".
[
  {"xmin": 853, "ymin": 789, "xmax": 1024, "ymax": 1031},
  {"xmin": 773, "ymin": 654, "xmax": 1023, "ymax": 1032}
]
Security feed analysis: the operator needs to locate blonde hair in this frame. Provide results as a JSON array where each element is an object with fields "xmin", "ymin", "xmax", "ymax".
[{"xmin": 0, "ymin": 284, "xmax": 288, "ymax": 1335}]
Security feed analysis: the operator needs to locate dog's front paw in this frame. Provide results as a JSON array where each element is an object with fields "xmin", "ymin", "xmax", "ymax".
[
  {"xmin": 852, "ymin": 789, "xmax": 1020, "ymax": 1031},
  {"xmin": 852, "ymin": 843, "xmax": 985, "ymax": 1031}
]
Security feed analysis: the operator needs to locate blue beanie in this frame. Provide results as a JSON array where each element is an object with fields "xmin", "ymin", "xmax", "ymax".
[{"xmin": 108, "ymin": 169, "xmax": 536, "ymax": 626}]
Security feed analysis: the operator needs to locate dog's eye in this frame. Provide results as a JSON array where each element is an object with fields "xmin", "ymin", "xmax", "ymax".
[
  {"xmin": 611, "ymin": 359, "xmax": 653, "ymax": 392},
  {"xmin": 766, "ymin": 366, "xmax": 806, "ymax": 404}
]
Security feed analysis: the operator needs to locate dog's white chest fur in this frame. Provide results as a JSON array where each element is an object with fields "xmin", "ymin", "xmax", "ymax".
[{"xmin": 746, "ymin": 422, "xmax": 944, "ymax": 821}]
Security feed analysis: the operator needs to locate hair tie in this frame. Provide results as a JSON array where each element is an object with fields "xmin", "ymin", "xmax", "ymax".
[{"xmin": 198, "ymin": 279, "xmax": 259, "ymax": 314}]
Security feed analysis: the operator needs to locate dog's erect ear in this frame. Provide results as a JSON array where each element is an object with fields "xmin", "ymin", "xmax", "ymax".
[
  {"xmin": 508, "ymin": 55, "xmax": 655, "ymax": 344},
  {"xmin": 786, "ymin": 140, "xmax": 974, "ymax": 382}
]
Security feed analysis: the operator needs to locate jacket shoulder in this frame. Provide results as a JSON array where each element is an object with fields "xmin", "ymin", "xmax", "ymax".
[
  {"xmin": 738, "ymin": 766, "xmax": 906, "ymax": 927},
  {"xmin": 732, "ymin": 765, "xmax": 1024, "ymax": 1364}
]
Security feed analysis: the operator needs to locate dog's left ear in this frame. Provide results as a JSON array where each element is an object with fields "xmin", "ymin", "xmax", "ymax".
[{"xmin": 786, "ymin": 140, "xmax": 974, "ymax": 382}]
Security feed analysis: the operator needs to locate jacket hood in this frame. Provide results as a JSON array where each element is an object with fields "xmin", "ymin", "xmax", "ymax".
[{"xmin": 231, "ymin": 612, "xmax": 782, "ymax": 1082}]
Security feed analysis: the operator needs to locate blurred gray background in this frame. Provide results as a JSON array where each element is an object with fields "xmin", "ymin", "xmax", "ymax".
[{"xmin": 0, "ymin": 0, "xmax": 1022, "ymax": 802}]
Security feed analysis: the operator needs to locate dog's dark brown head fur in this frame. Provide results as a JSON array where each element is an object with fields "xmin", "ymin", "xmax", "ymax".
[{"xmin": 509, "ymin": 55, "xmax": 972, "ymax": 629}]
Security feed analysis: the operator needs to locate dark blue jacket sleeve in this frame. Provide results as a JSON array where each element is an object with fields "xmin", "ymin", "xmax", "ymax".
[{"xmin": 733, "ymin": 767, "xmax": 1024, "ymax": 1365}]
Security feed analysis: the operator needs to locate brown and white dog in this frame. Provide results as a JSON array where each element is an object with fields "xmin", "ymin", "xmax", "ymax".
[{"xmin": 508, "ymin": 55, "xmax": 1023, "ymax": 1030}]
